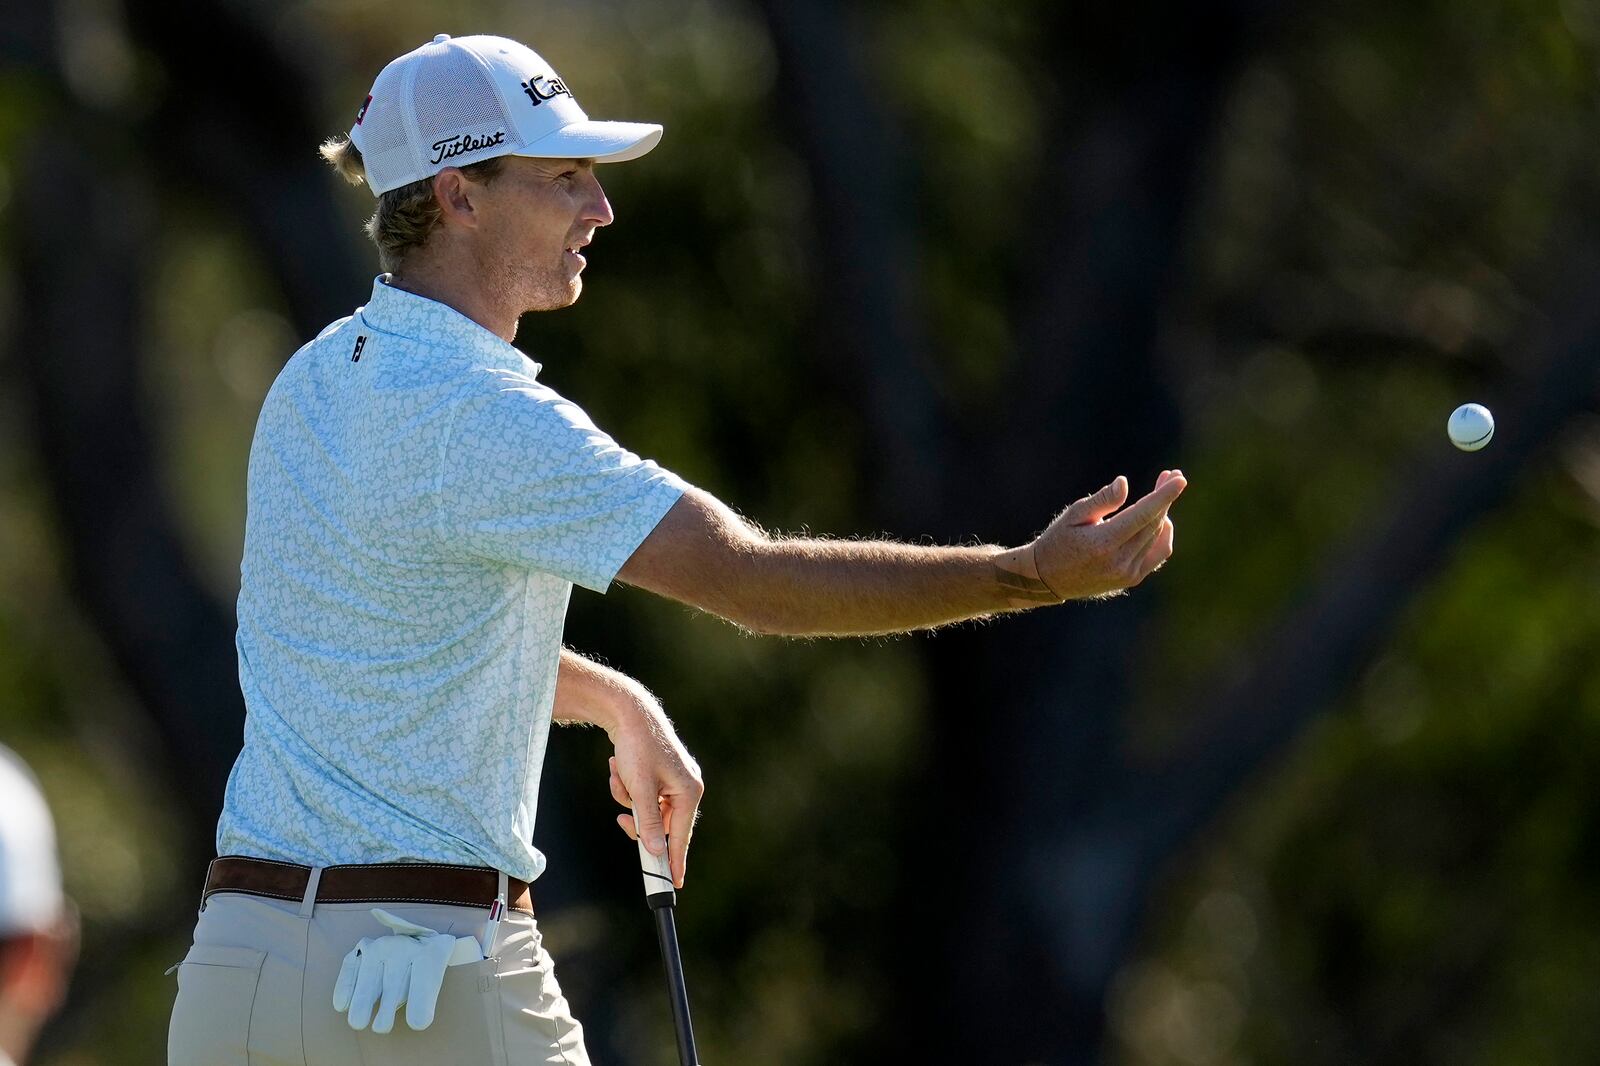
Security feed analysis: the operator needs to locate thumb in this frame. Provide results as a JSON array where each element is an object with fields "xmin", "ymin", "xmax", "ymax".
[
  {"xmin": 632, "ymin": 800, "xmax": 667, "ymax": 856},
  {"xmin": 1065, "ymin": 476, "xmax": 1128, "ymax": 525}
]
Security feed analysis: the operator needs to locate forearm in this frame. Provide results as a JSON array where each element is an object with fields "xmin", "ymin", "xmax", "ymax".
[
  {"xmin": 619, "ymin": 489, "xmax": 1056, "ymax": 634},
  {"xmin": 553, "ymin": 647, "xmax": 655, "ymax": 737},
  {"xmin": 712, "ymin": 536, "xmax": 1061, "ymax": 635}
]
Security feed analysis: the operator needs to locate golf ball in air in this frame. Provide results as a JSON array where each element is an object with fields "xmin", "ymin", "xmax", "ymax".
[{"xmin": 1447, "ymin": 403, "xmax": 1494, "ymax": 451}]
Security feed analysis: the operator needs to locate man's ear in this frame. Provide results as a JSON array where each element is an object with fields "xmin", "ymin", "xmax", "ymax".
[{"xmin": 432, "ymin": 168, "xmax": 480, "ymax": 228}]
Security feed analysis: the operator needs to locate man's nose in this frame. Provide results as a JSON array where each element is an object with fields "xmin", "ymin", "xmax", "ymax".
[{"xmin": 584, "ymin": 171, "xmax": 615, "ymax": 227}]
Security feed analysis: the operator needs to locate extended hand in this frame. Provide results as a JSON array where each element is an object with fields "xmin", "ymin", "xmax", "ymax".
[
  {"xmin": 1015, "ymin": 470, "xmax": 1186, "ymax": 602},
  {"xmin": 607, "ymin": 702, "xmax": 704, "ymax": 889}
]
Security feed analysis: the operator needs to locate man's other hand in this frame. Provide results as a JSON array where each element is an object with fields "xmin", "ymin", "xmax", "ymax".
[
  {"xmin": 1026, "ymin": 470, "xmax": 1186, "ymax": 601},
  {"xmin": 607, "ymin": 703, "xmax": 704, "ymax": 889}
]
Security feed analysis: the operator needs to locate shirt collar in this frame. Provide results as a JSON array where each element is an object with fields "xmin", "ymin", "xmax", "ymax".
[{"xmin": 355, "ymin": 274, "xmax": 541, "ymax": 376}]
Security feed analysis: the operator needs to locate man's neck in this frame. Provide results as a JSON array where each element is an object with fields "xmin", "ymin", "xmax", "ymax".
[{"xmin": 387, "ymin": 265, "xmax": 519, "ymax": 343}]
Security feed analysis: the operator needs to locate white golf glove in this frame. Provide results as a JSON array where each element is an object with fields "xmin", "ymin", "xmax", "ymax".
[{"xmin": 332, "ymin": 908, "xmax": 484, "ymax": 1033}]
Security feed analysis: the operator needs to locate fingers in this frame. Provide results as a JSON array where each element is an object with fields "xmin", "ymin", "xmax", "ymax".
[
  {"xmin": 608, "ymin": 757, "xmax": 632, "ymax": 809},
  {"xmin": 1118, "ymin": 515, "xmax": 1175, "ymax": 583},
  {"xmin": 611, "ymin": 759, "xmax": 640, "ymax": 839},
  {"xmin": 626, "ymin": 796, "xmax": 703, "ymax": 887},
  {"xmin": 1141, "ymin": 516, "xmax": 1175, "ymax": 574},
  {"xmin": 1115, "ymin": 508, "xmax": 1165, "ymax": 572},
  {"xmin": 663, "ymin": 793, "xmax": 703, "ymax": 889},
  {"xmin": 1115, "ymin": 474, "xmax": 1176, "ymax": 566},
  {"xmin": 633, "ymin": 795, "xmax": 668, "ymax": 857},
  {"xmin": 1065, "ymin": 475, "xmax": 1130, "ymax": 526},
  {"xmin": 1105, "ymin": 471, "xmax": 1186, "ymax": 545},
  {"xmin": 609, "ymin": 724, "xmax": 704, "ymax": 886}
]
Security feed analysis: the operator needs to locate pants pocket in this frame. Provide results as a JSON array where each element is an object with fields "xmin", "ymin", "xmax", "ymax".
[
  {"xmin": 351, "ymin": 956, "xmax": 503, "ymax": 1066},
  {"xmin": 168, "ymin": 944, "xmax": 267, "ymax": 1066},
  {"xmin": 494, "ymin": 946, "xmax": 590, "ymax": 1066}
]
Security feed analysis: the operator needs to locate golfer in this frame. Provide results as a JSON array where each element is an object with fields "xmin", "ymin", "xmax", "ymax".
[
  {"xmin": 0, "ymin": 746, "xmax": 75, "ymax": 1066},
  {"xmin": 167, "ymin": 32, "xmax": 1186, "ymax": 1065}
]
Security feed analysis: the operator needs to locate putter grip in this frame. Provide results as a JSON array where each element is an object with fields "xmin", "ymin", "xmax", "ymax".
[{"xmin": 633, "ymin": 807, "xmax": 675, "ymax": 902}]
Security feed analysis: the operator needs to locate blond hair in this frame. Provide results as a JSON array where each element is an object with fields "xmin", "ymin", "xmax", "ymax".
[{"xmin": 319, "ymin": 135, "xmax": 505, "ymax": 272}]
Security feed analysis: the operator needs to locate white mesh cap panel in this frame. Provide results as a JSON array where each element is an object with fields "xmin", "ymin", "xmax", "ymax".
[
  {"xmin": 410, "ymin": 45, "xmax": 514, "ymax": 174},
  {"xmin": 358, "ymin": 101, "xmax": 410, "ymax": 158},
  {"xmin": 354, "ymin": 78, "xmax": 416, "ymax": 194},
  {"xmin": 353, "ymin": 58, "xmax": 423, "ymax": 195}
]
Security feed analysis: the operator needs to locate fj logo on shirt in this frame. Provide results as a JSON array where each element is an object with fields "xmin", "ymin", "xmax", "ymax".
[
  {"xmin": 351, "ymin": 335, "xmax": 367, "ymax": 362},
  {"xmin": 430, "ymin": 130, "xmax": 506, "ymax": 165},
  {"xmin": 520, "ymin": 75, "xmax": 572, "ymax": 107}
]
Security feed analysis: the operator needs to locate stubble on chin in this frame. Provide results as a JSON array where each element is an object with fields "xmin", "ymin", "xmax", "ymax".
[
  {"xmin": 522, "ymin": 264, "xmax": 581, "ymax": 313},
  {"xmin": 518, "ymin": 270, "xmax": 582, "ymax": 312},
  {"xmin": 554, "ymin": 276, "xmax": 582, "ymax": 309},
  {"xmin": 495, "ymin": 257, "xmax": 580, "ymax": 315}
]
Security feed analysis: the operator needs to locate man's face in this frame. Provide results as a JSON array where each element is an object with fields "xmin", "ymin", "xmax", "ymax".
[
  {"xmin": 0, "ymin": 909, "xmax": 77, "ymax": 1063},
  {"xmin": 470, "ymin": 156, "xmax": 615, "ymax": 314}
]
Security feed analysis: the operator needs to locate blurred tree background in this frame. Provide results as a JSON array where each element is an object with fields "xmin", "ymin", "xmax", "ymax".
[{"xmin": 2, "ymin": 0, "xmax": 1599, "ymax": 1063}]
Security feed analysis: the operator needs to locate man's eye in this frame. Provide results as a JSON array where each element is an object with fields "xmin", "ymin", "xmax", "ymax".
[{"xmin": 557, "ymin": 171, "xmax": 577, "ymax": 182}]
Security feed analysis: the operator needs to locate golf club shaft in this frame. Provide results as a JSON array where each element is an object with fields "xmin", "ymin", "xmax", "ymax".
[
  {"xmin": 634, "ymin": 811, "xmax": 701, "ymax": 1065},
  {"xmin": 653, "ymin": 902, "xmax": 700, "ymax": 1066}
]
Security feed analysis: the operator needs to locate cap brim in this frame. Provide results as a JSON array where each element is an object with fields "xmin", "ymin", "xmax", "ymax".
[{"xmin": 515, "ymin": 120, "xmax": 663, "ymax": 164}]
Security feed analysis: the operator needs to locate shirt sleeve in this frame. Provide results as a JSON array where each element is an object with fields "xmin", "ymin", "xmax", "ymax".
[{"xmin": 436, "ymin": 376, "xmax": 687, "ymax": 592}]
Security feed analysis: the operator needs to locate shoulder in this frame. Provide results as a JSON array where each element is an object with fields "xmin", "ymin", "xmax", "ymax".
[
  {"xmin": 258, "ymin": 316, "xmax": 356, "ymax": 401},
  {"xmin": 442, "ymin": 374, "xmax": 627, "ymax": 473},
  {"xmin": 455, "ymin": 369, "xmax": 596, "ymax": 431},
  {"xmin": 273, "ymin": 316, "xmax": 360, "ymax": 380},
  {"xmin": 314, "ymin": 315, "xmax": 354, "ymax": 342}
]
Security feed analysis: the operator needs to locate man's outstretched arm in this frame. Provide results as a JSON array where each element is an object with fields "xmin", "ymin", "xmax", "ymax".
[{"xmin": 616, "ymin": 471, "xmax": 1186, "ymax": 636}]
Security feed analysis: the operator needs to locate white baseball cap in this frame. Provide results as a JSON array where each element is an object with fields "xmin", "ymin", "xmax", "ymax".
[
  {"xmin": 349, "ymin": 33, "xmax": 664, "ymax": 196},
  {"xmin": 0, "ymin": 746, "xmax": 64, "ymax": 936}
]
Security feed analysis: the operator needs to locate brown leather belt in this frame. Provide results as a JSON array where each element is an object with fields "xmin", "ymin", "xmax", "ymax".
[{"xmin": 203, "ymin": 855, "xmax": 534, "ymax": 913}]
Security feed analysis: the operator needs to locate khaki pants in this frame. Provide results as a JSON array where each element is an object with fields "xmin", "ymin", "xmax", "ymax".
[{"xmin": 168, "ymin": 883, "xmax": 590, "ymax": 1065}]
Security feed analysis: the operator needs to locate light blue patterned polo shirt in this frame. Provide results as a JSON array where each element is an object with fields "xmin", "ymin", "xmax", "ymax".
[{"xmin": 216, "ymin": 275, "xmax": 686, "ymax": 882}]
